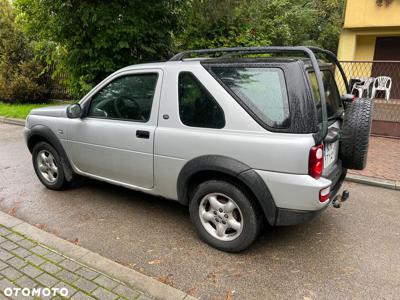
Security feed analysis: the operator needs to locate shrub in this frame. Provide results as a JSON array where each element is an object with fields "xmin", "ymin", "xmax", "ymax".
[
  {"xmin": 0, "ymin": 0, "xmax": 49, "ymax": 103},
  {"xmin": 0, "ymin": 59, "xmax": 51, "ymax": 104}
]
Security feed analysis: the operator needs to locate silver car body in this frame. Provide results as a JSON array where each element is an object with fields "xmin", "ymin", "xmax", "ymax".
[{"xmin": 25, "ymin": 60, "xmax": 336, "ymax": 213}]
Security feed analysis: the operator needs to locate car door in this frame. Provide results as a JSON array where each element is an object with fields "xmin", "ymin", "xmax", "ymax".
[{"xmin": 65, "ymin": 69, "xmax": 162, "ymax": 189}]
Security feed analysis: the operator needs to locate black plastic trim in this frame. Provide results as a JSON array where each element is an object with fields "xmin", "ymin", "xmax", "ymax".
[
  {"xmin": 238, "ymin": 169, "xmax": 277, "ymax": 223},
  {"xmin": 275, "ymin": 207, "xmax": 327, "ymax": 226},
  {"xmin": 136, "ymin": 130, "xmax": 150, "ymax": 139},
  {"xmin": 326, "ymin": 163, "xmax": 347, "ymax": 199},
  {"xmin": 176, "ymin": 155, "xmax": 277, "ymax": 224},
  {"xmin": 25, "ymin": 125, "xmax": 74, "ymax": 181}
]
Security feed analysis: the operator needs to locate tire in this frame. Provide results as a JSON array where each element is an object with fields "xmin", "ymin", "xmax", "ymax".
[
  {"xmin": 32, "ymin": 142, "xmax": 68, "ymax": 190},
  {"xmin": 189, "ymin": 180, "xmax": 262, "ymax": 252},
  {"xmin": 340, "ymin": 98, "xmax": 374, "ymax": 170}
]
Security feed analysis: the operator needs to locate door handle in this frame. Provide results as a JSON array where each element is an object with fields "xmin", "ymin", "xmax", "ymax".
[{"xmin": 136, "ymin": 130, "xmax": 150, "ymax": 139}]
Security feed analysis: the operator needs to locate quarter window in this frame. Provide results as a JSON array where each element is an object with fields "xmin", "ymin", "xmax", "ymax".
[
  {"xmin": 88, "ymin": 73, "xmax": 158, "ymax": 122},
  {"xmin": 210, "ymin": 67, "xmax": 290, "ymax": 128},
  {"xmin": 178, "ymin": 72, "xmax": 225, "ymax": 128}
]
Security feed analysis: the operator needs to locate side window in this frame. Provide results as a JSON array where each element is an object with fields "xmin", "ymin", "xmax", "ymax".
[
  {"xmin": 178, "ymin": 72, "xmax": 225, "ymax": 128},
  {"xmin": 308, "ymin": 70, "xmax": 343, "ymax": 121},
  {"xmin": 210, "ymin": 67, "xmax": 290, "ymax": 128},
  {"xmin": 88, "ymin": 73, "xmax": 158, "ymax": 122}
]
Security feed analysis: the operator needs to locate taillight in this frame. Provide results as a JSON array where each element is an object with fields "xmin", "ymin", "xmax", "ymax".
[
  {"xmin": 309, "ymin": 144, "xmax": 324, "ymax": 179},
  {"xmin": 319, "ymin": 187, "xmax": 330, "ymax": 202}
]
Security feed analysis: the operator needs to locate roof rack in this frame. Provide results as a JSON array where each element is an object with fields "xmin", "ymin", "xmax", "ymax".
[{"xmin": 170, "ymin": 46, "xmax": 349, "ymax": 144}]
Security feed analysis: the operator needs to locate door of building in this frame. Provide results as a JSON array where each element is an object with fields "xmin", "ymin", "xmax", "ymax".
[{"xmin": 372, "ymin": 36, "xmax": 400, "ymax": 99}]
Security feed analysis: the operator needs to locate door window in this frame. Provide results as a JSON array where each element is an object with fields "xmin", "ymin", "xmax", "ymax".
[
  {"xmin": 178, "ymin": 72, "xmax": 225, "ymax": 128},
  {"xmin": 88, "ymin": 73, "xmax": 158, "ymax": 122}
]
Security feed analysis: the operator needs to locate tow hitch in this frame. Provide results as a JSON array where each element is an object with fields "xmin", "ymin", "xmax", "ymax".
[{"xmin": 332, "ymin": 190, "xmax": 350, "ymax": 208}]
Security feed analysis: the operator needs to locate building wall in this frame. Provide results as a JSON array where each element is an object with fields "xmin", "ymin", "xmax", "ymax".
[
  {"xmin": 337, "ymin": 0, "xmax": 400, "ymax": 61},
  {"xmin": 344, "ymin": 0, "xmax": 400, "ymax": 29},
  {"xmin": 338, "ymin": 28, "xmax": 400, "ymax": 61},
  {"xmin": 354, "ymin": 36, "xmax": 375, "ymax": 60}
]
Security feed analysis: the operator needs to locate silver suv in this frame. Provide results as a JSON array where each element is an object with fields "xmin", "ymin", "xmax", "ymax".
[{"xmin": 24, "ymin": 47, "xmax": 373, "ymax": 252}]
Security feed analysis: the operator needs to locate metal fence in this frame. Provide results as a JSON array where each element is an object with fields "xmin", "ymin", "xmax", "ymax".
[
  {"xmin": 338, "ymin": 60, "xmax": 400, "ymax": 100},
  {"xmin": 337, "ymin": 61, "xmax": 400, "ymax": 126}
]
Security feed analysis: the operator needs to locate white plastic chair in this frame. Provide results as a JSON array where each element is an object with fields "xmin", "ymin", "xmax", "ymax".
[
  {"xmin": 351, "ymin": 77, "xmax": 375, "ymax": 98},
  {"xmin": 371, "ymin": 76, "xmax": 392, "ymax": 100}
]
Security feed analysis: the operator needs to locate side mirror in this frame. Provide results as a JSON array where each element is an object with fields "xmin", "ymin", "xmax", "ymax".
[
  {"xmin": 341, "ymin": 94, "xmax": 355, "ymax": 103},
  {"xmin": 66, "ymin": 104, "xmax": 82, "ymax": 118}
]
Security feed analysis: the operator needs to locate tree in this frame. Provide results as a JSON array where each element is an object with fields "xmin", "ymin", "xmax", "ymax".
[
  {"xmin": 176, "ymin": 0, "xmax": 344, "ymax": 53},
  {"xmin": 0, "ymin": 0, "xmax": 49, "ymax": 103},
  {"xmin": 175, "ymin": 0, "xmax": 266, "ymax": 50},
  {"xmin": 14, "ymin": 0, "xmax": 345, "ymax": 99},
  {"xmin": 305, "ymin": 0, "xmax": 345, "ymax": 53},
  {"xmin": 15, "ymin": 0, "xmax": 181, "ymax": 97}
]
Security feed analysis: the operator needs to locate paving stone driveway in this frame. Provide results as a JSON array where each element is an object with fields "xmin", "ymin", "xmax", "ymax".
[
  {"xmin": 0, "ymin": 225, "xmax": 150, "ymax": 300},
  {"xmin": 349, "ymin": 136, "xmax": 400, "ymax": 181}
]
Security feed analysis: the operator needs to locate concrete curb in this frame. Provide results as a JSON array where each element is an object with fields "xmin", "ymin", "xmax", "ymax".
[
  {"xmin": 346, "ymin": 173, "xmax": 400, "ymax": 190},
  {"xmin": 0, "ymin": 116, "xmax": 25, "ymax": 126},
  {"xmin": 0, "ymin": 211, "xmax": 197, "ymax": 300}
]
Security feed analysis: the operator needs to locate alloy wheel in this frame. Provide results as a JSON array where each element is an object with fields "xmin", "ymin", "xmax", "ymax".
[
  {"xmin": 198, "ymin": 193, "xmax": 244, "ymax": 241},
  {"xmin": 36, "ymin": 150, "xmax": 58, "ymax": 183}
]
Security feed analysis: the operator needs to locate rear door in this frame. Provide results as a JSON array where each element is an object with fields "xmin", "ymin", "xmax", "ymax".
[
  {"xmin": 308, "ymin": 69, "xmax": 343, "ymax": 172},
  {"xmin": 66, "ymin": 69, "xmax": 162, "ymax": 189}
]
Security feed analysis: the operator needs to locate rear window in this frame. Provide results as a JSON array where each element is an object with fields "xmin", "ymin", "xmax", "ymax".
[
  {"xmin": 308, "ymin": 70, "xmax": 343, "ymax": 122},
  {"xmin": 210, "ymin": 67, "xmax": 290, "ymax": 128}
]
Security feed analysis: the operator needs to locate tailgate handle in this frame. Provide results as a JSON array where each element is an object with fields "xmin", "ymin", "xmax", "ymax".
[
  {"xmin": 136, "ymin": 130, "xmax": 150, "ymax": 139},
  {"xmin": 324, "ymin": 127, "xmax": 341, "ymax": 143}
]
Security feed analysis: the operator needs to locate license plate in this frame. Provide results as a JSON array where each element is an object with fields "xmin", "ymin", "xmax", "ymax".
[{"xmin": 324, "ymin": 141, "xmax": 338, "ymax": 168}]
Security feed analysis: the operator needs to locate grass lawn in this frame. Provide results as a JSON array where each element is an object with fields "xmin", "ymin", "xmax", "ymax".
[{"xmin": 0, "ymin": 101, "xmax": 74, "ymax": 119}]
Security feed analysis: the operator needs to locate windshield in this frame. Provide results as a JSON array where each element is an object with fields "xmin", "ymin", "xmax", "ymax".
[{"xmin": 308, "ymin": 70, "xmax": 343, "ymax": 122}]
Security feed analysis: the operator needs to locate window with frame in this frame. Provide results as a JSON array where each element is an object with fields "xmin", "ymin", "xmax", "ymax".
[
  {"xmin": 178, "ymin": 72, "xmax": 225, "ymax": 128},
  {"xmin": 210, "ymin": 67, "xmax": 290, "ymax": 128},
  {"xmin": 88, "ymin": 73, "xmax": 158, "ymax": 122},
  {"xmin": 308, "ymin": 70, "xmax": 343, "ymax": 122}
]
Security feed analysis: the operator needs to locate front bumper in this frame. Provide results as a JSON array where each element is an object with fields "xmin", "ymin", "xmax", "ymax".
[{"xmin": 23, "ymin": 127, "xmax": 31, "ymax": 148}]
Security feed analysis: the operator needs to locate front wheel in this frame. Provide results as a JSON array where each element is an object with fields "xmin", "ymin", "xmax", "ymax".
[
  {"xmin": 189, "ymin": 180, "xmax": 261, "ymax": 252},
  {"xmin": 32, "ymin": 142, "xmax": 68, "ymax": 190}
]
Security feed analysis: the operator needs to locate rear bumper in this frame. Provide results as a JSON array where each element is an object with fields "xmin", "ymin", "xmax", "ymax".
[
  {"xmin": 274, "ymin": 167, "xmax": 347, "ymax": 226},
  {"xmin": 255, "ymin": 160, "xmax": 346, "ymax": 225}
]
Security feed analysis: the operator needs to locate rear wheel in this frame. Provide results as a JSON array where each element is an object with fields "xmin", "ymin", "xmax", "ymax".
[
  {"xmin": 189, "ymin": 180, "xmax": 261, "ymax": 252},
  {"xmin": 32, "ymin": 142, "xmax": 67, "ymax": 190}
]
